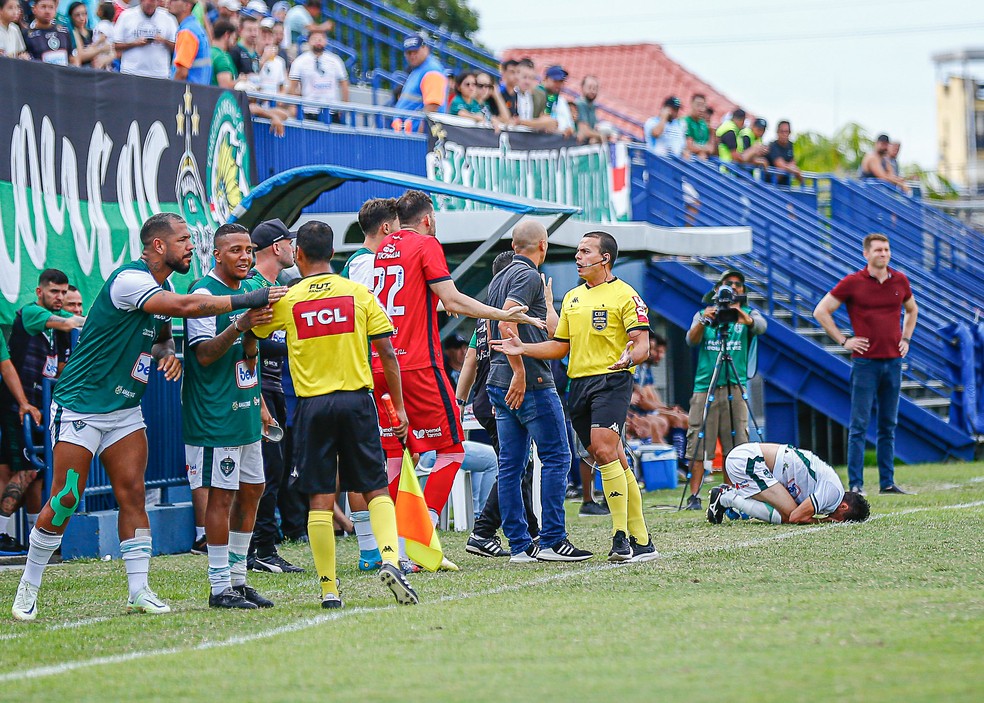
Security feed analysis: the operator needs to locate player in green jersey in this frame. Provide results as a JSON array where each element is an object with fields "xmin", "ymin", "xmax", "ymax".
[{"xmin": 11, "ymin": 213, "xmax": 285, "ymax": 621}]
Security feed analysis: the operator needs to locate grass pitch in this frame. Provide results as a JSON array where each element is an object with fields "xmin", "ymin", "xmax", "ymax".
[{"xmin": 1, "ymin": 462, "xmax": 982, "ymax": 702}]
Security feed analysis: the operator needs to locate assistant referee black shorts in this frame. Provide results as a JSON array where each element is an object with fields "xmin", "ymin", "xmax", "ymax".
[
  {"xmin": 291, "ymin": 390, "xmax": 388, "ymax": 495},
  {"xmin": 567, "ymin": 371, "xmax": 633, "ymax": 450}
]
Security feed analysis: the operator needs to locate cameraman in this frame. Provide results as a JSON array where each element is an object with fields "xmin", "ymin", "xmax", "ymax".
[{"xmin": 683, "ymin": 270, "xmax": 766, "ymax": 510}]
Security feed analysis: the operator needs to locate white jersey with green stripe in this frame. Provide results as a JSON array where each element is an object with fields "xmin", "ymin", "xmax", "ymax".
[
  {"xmin": 181, "ymin": 272, "xmax": 262, "ymax": 447},
  {"xmin": 774, "ymin": 444, "xmax": 845, "ymax": 516},
  {"xmin": 52, "ymin": 260, "xmax": 172, "ymax": 414}
]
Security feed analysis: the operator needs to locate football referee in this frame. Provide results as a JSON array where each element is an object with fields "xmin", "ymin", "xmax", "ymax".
[
  {"xmin": 492, "ymin": 231, "xmax": 658, "ymax": 562},
  {"xmin": 250, "ymin": 221, "xmax": 418, "ymax": 608}
]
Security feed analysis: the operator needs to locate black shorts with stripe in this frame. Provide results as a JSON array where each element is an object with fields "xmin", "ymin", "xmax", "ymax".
[
  {"xmin": 291, "ymin": 390, "xmax": 388, "ymax": 496},
  {"xmin": 567, "ymin": 372, "xmax": 633, "ymax": 450}
]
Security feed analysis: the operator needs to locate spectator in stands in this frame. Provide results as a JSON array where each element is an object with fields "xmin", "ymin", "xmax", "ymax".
[
  {"xmin": 211, "ymin": 18, "xmax": 238, "ymax": 87},
  {"xmin": 887, "ymin": 141, "xmax": 901, "ymax": 176},
  {"xmin": 449, "ymin": 71, "xmax": 486, "ymax": 123},
  {"xmin": 684, "ymin": 94, "xmax": 713, "ymax": 160},
  {"xmin": 539, "ymin": 65, "xmax": 574, "ymax": 137},
  {"xmin": 23, "ymin": 0, "xmax": 71, "ymax": 65},
  {"xmin": 284, "ymin": 0, "xmax": 332, "ymax": 46},
  {"xmin": 814, "ymin": 233, "xmax": 917, "ymax": 496},
  {"xmin": 392, "ymin": 32, "xmax": 447, "ymax": 132},
  {"xmin": 170, "ymin": 0, "xmax": 212, "ymax": 84},
  {"xmin": 231, "ymin": 11, "xmax": 259, "ymax": 77},
  {"xmin": 513, "ymin": 57, "xmax": 541, "ymax": 121},
  {"xmin": 476, "ymin": 71, "xmax": 506, "ymax": 122},
  {"xmin": 644, "ymin": 96, "xmax": 685, "ymax": 157},
  {"xmin": 257, "ymin": 17, "xmax": 288, "ymax": 96},
  {"xmin": 443, "ymin": 334, "xmax": 468, "ymax": 387},
  {"xmin": 271, "ymin": 0, "xmax": 288, "ymax": 22},
  {"xmin": 114, "ymin": 0, "xmax": 177, "ymax": 79},
  {"xmin": 738, "ymin": 117, "xmax": 769, "ymax": 168},
  {"xmin": 575, "ymin": 75, "xmax": 604, "ymax": 144},
  {"xmin": 716, "ymin": 108, "xmax": 746, "ymax": 163},
  {"xmin": 0, "ymin": 0, "xmax": 27, "ymax": 58},
  {"xmin": 288, "ymin": 28, "xmax": 348, "ymax": 122},
  {"xmin": 767, "ymin": 120, "xmax": 804, "ymax": 184},
  {"xmin": 92, "ymin": 2, "xmax": 116, "ymax": 47},
  {"xmin": 64, "ymin": 285, "xmax": 84, "ymax": 315},
  {"xmin": 66, "ymin": 2, "xmax": 99, "ymax": 68},
  {"xmin": 497, "ymin": 58, "xmax": 519, "ymax": 116},
  {"xmin": 216, "ymin": 0, "xmax": 241, "ymax": 29}
]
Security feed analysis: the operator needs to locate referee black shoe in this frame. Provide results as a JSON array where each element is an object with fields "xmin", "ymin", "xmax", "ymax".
[
  {"xmin": 234, "ymin": 584, "xmax": 274, "ymax": 608},
  {"xmin": 209, "ymin": 587, "xmax": 258, "ymax": 610},
  {"xmin": 608, "ymin": 530, "xmax": 632, "ymax": 563},
  {"xmin": 538, "ymin": 538, "xmax": 593, "ymax": 562}
]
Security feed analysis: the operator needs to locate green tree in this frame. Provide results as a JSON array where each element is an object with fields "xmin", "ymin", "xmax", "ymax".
[
  {"xmin": 794, "ymin": 122, "xmax": 872, "ymax": 174},
  {"xmin": 391, "ymin": 0, "xmax": 480, "ymax": 39}
]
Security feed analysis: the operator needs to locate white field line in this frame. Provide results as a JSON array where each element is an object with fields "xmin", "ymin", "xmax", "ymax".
[{"xmin": 1, "ymin": 497, "xmax": 981, "ymax": 684}]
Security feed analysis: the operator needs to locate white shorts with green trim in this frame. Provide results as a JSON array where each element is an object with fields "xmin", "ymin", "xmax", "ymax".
[
  {"xmin": 724, "ymin": 442, "xmax": 778, "ymax": 498},
  {"xmin": 50, "ymin": 402, "xmax": 146, "ymax": 457},
  {"xmin": 185, "ymin": 442, "xmax": 264, "ymax": 491}
]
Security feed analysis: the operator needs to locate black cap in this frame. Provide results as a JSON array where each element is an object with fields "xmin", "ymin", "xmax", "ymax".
[
  {"xmin": 443, "ymin": 333, "xmax": 468, "ymax": 349},
  {"xmin": 664, "ymin": 96, "xmax": 682, "ymax": 108},
  {"xmin": 250, "ymin": 219, "xmax": 295, "ymax": 251},
  {"xmin": 876, "ymin": 133, "xmax": 890, "ymax": 143},
  {"xmin": 753, "ymin": 117, "xmax": 767, "ymax": 129},
  {"xmin": 717, "ymin": 269, "xmax": 745, "ymax": 286}
]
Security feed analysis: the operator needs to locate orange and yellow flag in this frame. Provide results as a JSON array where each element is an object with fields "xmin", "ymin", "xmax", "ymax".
[{"xmin": 395, "ymin": 449, "xmax": 444, "ymax": 572}]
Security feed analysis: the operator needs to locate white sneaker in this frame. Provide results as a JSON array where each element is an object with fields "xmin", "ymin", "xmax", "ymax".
[
  {"xmin": 11, "ymin": 580, "xmax": 39, "ymax": 621},
  {"xmin": 126, "ymin": 587, "xmax": 171, "ymax": 614},
  {"xmin": 509, "ymin": 544, "xmax": 540, "ymax": 563},
  {"xmin": 437, "ymin": 556, "xmax": 459, "ymax": 572}
]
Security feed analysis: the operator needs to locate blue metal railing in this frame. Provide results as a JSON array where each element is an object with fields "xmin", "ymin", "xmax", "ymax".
[{"xmin": 631, "ymin": 148, "xmax": 968, "ymax": 399}]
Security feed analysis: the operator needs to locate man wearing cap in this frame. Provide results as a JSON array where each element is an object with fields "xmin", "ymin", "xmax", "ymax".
[
  {"xmin": 683, "ymin": 269, "xmax": 766, "ymax": 511},
  {"xmin": 215, "ymin": 0, "xmax": 241, "ymax": 28},
  {"xmin": 169, "ymin": 0, "xmax": 211, "ymax": 84},
  {"xmin": 541, "ymin": 65, "xmax": 575, "ymax": 136},
  {"xmin": 860, "ymin": 134, "xmax": 909, "ymax": 192},
  {"xmin": 738, "ymin": 118, "xmax": 770, "ymax": 168},
  {"xmin": 285, "ymin": 0, "xmax": 333, "ymax": 46},
  {"xmin": 244, "ymin": 220, "xmax": 306, "ymax": 574},
  {"xmin": 645, "ymin": 97, "xmax": 685, "ymax": 157},
  {"xmin": 182, "ymin": 223, "xmax": 277, "ymax": 609},
  {"xmin": 392, "ymin": 32, "xmax": 447, "ymax": 132}
]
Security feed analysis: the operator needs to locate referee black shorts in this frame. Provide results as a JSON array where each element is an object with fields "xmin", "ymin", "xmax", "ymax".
[
  {"xmin": 567, "ymin": 372, "xmax": 633, "ymax": 450},
  {"xmin": 291, "ymin": 390, "xmax": 388, "ymax": 496}
]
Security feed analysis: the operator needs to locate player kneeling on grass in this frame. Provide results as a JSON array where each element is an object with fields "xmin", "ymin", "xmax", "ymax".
[
  {"xmin": 707, "ymin": 442, "xmax": 870, "ymax": 525},
  {"xmin": 250, "ymin": 221, "xmax": 418, "ymax": 609}
]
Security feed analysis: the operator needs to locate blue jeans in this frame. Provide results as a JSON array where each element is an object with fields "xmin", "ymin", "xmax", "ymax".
[
  {"xmin": 847, "ymin": 357, "xmax": 902, "ymax": 489},
  {"xmin": 488, "ymin": 386, "xmax": 571, "ymax": 554},
  {"xmin": 417, "ymin": 441, "xmax": 498, "ymax": 519}
]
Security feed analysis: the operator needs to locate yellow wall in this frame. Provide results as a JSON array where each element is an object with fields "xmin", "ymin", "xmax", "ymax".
[{"xmin": 936, "ymin": 75, "xmax": 984, "ymax": 189}]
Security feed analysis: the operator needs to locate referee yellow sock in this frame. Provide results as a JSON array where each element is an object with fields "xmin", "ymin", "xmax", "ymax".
[
  {"xmin": 624, "ymin": 469, "xmax": 649, "ymax": 542},
  {"xmin": 367, "ymin": 494, "xmax": 400, "ymax": 567},
  {"xmin": 308, "ymin": 510, "xmax": 338, "ymax": 597},
  {"xmin": 599, "ymin": 460, "xmax": 628, "ymax": 535}
]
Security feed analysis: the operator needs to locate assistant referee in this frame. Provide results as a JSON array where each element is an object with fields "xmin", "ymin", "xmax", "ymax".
[
  {"xmin": 250, "ymin": 221, "xmax": 418, "ymax": 609},
  {"xmin": 492, "ymin": 231, "xmax": 658, "ymax": 563}
]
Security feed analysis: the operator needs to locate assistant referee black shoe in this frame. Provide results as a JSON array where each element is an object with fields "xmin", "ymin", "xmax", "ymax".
[
  {"xmin": 209, "ymin": 587, "xmax": 258, "ymax": 609},
  {"xmin": 538, "ymin": 538, "xmax": 594, "ymax": 562},
  {"xmin": 234, "ymin": 584, "xmax": 274, "ymax": 608},
  {"xmin": 608, "ymin": 530, "xmax": 632, "ymax": 563}
]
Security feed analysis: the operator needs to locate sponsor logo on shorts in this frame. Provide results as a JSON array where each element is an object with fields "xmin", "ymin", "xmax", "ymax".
[
  {"xmin": 592, "ymin": 309, "xmax": 608, "ymax": 330},
  {"xmin": 412, "ymin": 427, "xmax": 444, "ymax": 439},
  {"xmin": 115, "ymin": 386, "xmax": 137, "ymax": 399},
  {"xmin": 72, "ymin": 420, "xmax": 87, "ymax": 431},
  {"xmin": 219, "ymin": 456, "xmax": 236, "ymax": 477},
  {"xmin": 734, "ymin": 480, "xmax": 749, "ymax": 491}
]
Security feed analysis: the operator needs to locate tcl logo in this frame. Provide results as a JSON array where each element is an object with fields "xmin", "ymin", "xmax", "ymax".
[{"xmin": 293, "ymin": 297, "xmax": 356, "ymax": 339}]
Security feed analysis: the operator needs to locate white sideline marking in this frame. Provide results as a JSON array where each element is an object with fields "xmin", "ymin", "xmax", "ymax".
[
  {"xmin": 1, "ymin": 499, "xmax": 982, "ymax": 683},
  {"xmin": 0, "ymin": 616, "xmax": 112, "ymax": 641}
]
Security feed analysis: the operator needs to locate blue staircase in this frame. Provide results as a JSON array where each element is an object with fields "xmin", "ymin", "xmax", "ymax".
[{"xmin": 631, "ymin": 148, "xmax": 978, "ymax": 462}]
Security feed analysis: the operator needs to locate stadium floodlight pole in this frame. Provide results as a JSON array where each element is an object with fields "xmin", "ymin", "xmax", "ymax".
[{"xmin": 678, "ymin": 323, "xmax": 765, "ymax": 510}]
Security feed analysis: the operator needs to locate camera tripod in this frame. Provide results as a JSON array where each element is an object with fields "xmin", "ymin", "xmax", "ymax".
[{"xmin": 678, "ymin": 323, "xmax": 765, "ymax": 510}]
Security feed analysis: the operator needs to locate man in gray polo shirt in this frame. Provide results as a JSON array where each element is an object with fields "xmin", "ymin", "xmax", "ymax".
[{"xmin": 486, "ymin": 221, "xmax": 592, "ymax": 563}]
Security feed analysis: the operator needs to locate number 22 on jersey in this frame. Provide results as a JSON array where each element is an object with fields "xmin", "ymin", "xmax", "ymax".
[{"xmin": 373, "ymin": 265, "xmax": 405, "ymax": 318}]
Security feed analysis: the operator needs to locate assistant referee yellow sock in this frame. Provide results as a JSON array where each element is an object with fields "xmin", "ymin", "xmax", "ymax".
[
  {"xmin": 624, "ymin": 469, "xmax": 649, "ymax": 542},
  {"xmin": 599, "ymin": 460, "xmax": 628, "ymax": 535},
  {"xmin": 367, "ymin": 495, "xmax": 400, "ymax": 567},
  {"xmin": 308, "ymin": 510, "xmax": 338, "ymax": 597}
]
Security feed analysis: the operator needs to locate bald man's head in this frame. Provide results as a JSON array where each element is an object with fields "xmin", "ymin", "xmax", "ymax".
[{"xmin": 512, "ymin": 220, "xmax": 548, "ymax": 255}]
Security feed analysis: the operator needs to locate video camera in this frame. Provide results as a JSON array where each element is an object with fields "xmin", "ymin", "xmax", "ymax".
[{"xmin": 711, "ymin": 285, "xmax": 747, "ymax": 326}]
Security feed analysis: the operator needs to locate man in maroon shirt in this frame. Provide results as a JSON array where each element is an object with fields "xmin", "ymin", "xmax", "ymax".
[{"xmin": 813, "ymin": 233, "xmax": 918, "ymax": 495}]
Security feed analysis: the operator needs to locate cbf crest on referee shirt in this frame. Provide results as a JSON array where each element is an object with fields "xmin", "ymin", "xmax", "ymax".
[{"xmin": 592, "ymin": 309, "xmax": 608, "ymax": 330}]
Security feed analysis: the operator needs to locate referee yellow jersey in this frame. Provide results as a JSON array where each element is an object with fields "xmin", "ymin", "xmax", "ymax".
[
  {"xmin": 554, "ymin": 278, "xmax": 650, "ymax": 378},
  {"xmin": 252, "ymin": 274, "xmax": 394, "ymax": 397}
]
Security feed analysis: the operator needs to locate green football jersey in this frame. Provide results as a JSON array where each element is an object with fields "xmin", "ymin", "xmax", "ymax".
[
  {"xmin": 53, "ymin": 260, "xmax": 173, "ymax": 413},
  {"xmin": 181, "ymin": 272, "xmax": 262, "ymax": 447}
]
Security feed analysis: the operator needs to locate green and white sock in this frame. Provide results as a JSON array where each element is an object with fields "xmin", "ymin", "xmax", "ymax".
[
  {"xmin": 720, "ymin": 492, "xmax": 781, "ymax": 524},
  {"xmin": 229, "ymin": 531, "xmax": 251, "ymax": 588},
  {"xmin": 120, "ymin": 528, "xmax": 152, "ymax": 599},
  {"xmin": 207, "ymin": 544, "xmax": 231, "ymax": 595}
]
